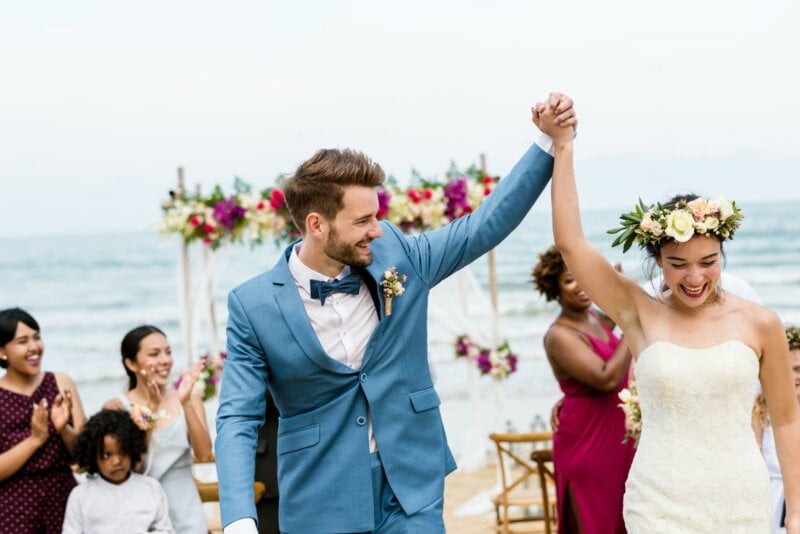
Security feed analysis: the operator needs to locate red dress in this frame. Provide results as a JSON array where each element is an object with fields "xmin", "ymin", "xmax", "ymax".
[
  {"xmin": 0, "ymin": 372, "xmax": 76, "ymax": 534},
  {"xmin": 551, "ymin": 320, "xmax": 635, "ymax": 534}
]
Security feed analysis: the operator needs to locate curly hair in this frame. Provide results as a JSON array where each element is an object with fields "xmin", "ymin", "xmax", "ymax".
[
  {"xmin": 74, "ymin": 409, "xmax": 147, "ymax": 475},
  {"xmin": 531, "ymin": 245, "xmax": 566, "ymax": 302}
]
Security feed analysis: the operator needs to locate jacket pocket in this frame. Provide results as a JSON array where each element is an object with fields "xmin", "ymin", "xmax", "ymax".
[
  {"xmin": 278, "ymin": 424, "xmax": 320, "ymax": 455},
  {"xmin": 409, "ymin": 387, "xmax": 440, "ymax": 413}
]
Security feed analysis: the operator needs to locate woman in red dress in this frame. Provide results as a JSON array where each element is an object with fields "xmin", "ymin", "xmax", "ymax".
[
  {"xmin": 0, "ymin": 308, "xmax": 86, "ymax": 533},
  {"xmin": 533, "ymin": 246, "xmax": 635, "ymax": 534}
]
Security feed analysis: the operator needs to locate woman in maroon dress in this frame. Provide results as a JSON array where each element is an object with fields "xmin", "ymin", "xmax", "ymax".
[
  {"xmin": 0, "ymin": 308, "xmax": 86, "ymax": 533},
  {"xmin": 532, "ymin": 246, "xmax": 635, "ymax": 534}
]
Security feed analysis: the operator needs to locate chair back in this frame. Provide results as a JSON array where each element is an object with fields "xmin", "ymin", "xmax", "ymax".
[{"xmin": 488, "ymin": 431, "xmax": 557, "ymax": 533}]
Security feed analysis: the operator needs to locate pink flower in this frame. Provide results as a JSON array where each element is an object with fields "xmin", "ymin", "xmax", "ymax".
[{"xmin": 686, "ymin": 198, "xmax": 711, "ymax": 220}]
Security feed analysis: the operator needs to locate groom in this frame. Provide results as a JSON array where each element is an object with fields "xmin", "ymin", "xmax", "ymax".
[{"xmin": 215, "ymin": 92, "xmax": 576, "ymax": 533}]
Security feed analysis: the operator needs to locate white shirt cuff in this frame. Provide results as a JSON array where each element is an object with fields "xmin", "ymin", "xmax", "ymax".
[
  {"xmin": 535, "ymin": 133, "xmax": 555, "ymax": 156},
  {"xmin": 224, "ymin": 518, "xmax": 258, "ymax": 534}
]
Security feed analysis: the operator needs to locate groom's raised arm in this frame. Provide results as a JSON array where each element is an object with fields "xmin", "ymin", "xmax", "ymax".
[{"xmin": 394, "ymin": 92, "xmax": 576, "ymax": 288}]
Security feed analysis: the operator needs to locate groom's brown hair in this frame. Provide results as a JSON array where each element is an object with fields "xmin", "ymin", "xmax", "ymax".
[{"xmin": 283, "ymin": 148, "xmax": 385, "ymax": 234}]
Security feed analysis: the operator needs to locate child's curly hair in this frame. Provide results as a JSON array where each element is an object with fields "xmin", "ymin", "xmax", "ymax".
[
  {"xmin": 74, "ymin": 409, "xmax": 147, "ymax": 475},
  {"xmin": 531, "ymin": 245, "xmax": 566, "ymax": 302}
]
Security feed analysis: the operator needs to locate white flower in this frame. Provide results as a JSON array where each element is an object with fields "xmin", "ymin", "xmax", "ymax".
[
  {"xmin": 709, "ymin": 197, "xmax": 734, "ymax": 221},
  {"xmin": 664, "ymin": 209, "xmax": 695, "ymax": 243},
  {"xmin": 694, "ymin": 220, "xmax": 708, "ymax": 234},
  {"xmin": 618, "ymin": 388, "xmax": 632, "ymax": 403},
  {"xmin": 704, "ymin": 216, "xmax": 719, "ymax": 230}
]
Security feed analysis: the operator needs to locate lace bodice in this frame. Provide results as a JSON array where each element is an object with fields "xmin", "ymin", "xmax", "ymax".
[{"xmin": 624, "ymin": 340, "xmax": 770, "ymax": 533}]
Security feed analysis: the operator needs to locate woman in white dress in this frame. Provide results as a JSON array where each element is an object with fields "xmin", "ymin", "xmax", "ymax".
[
  {"xmin": 533, "ymin": 95, "xmax": 800, "ymax": 533},
  {"xmin": 104, "ymin": 325, "xmax": 214, "ymax": 534},
  {"xmin": 753, "ymin": 325, "xmax": 800, "ymax": 533}
]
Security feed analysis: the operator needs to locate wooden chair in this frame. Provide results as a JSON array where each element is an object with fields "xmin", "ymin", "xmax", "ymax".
[
  {"xmin": 489, "ymin": 431, "xmax": 557, "ymax": 533},
  {"xmin": 531, "ymin": 448, "xmax": 558, "ymax": 534}
]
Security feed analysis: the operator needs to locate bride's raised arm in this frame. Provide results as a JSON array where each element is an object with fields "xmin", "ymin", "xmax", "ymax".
[{"xmin": 534, "ymin": 102, "xmax": 645, "ymax": 342}]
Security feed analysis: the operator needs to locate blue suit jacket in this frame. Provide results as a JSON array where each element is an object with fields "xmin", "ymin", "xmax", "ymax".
[{"xmin": 215, "ymin": 142, "xmax": 554, "ymax": 532}]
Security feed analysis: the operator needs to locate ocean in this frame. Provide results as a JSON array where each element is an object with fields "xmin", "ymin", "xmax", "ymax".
[{"xmin": 2, "ymin": 200, "xmax": 798, "ymax": 460}]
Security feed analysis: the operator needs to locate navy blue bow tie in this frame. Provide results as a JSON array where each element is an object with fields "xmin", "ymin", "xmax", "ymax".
[{"xmin": 309, "ymin": 273, "xmax": 362, "ymax": 305}]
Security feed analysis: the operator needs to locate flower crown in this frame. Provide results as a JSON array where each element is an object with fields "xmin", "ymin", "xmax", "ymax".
[
  {"xmin": 608, "ymin": 196, "xmax": 744, "ymax": 252},
  {"xmin": 787, "ymin": 325, "xmax": 800, "ymax": 350}
]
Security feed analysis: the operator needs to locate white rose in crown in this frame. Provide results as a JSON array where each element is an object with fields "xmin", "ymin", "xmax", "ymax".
[
  {"xmin": 664, "ymin": 210, "xmax": 695, "ymax": 243},
  {"xmin": 704, "ymin": 216, "xmax": 719, "ymax": 230},
  {"xmin": 709, "ymin": 197, "xmax": 734, "ymax": 221}
]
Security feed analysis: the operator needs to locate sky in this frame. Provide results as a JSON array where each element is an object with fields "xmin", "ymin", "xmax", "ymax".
[{"xmin": 2, "ymin": 0, "xmax": 799, "ymax": 238}]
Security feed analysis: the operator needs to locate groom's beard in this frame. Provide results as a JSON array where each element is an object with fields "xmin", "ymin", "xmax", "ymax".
[{"xmin": 323, "ymin": 226, "xmax": 373, "ymax": 268}]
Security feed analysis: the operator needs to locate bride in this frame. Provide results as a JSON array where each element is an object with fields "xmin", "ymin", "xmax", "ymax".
[{"xmin": 533, "ymin": 98, "xmax": 800, "ymax": 533}]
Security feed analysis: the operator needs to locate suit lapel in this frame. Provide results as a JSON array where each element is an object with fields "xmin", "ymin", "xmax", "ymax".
[{"xmin": 271, "ymin": 247, "xmax": 355, "ymax": 375}]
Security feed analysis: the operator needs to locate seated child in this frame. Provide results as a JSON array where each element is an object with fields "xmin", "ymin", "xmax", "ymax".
[{"xmin": 62, "ymin": 409, "xmax": 175, "ymax": 534}]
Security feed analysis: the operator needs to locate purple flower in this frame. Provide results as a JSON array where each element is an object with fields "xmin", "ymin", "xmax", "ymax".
[
  {"xmin": 213, "ymin": 197, "xmax": 247, "ymax": 229},
  {"xmin": 454, "ymin": 335, "xmax": 471, "ymax": 358},
  {"xmin": 443, "ymin": 177, "xmax": 471, "ymax": 221},
  {"xmin": 377, "ymin": 189, "xmax": 392, "ymax": 218},
  {"xmin": 507, "ymin": 353, "xmax": 518, "ymax": 373},
  {"xmin": 476, "ymin": 351, "xmax": 492, "ymax": 374}
]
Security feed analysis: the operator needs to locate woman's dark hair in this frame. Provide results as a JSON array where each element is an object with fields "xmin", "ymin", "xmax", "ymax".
[
  {"xmin": 0, "ymin": 308, "xmax": 40, "ymax": 369},
  {"xmin": 120, "ymin": 325, "xmax": 166, "ymax": 390},
  {"xmin": 531, "ymin": 245, "xmax": 566, "ymax": 302},
  {"xmin": 643, "ymin": 193, "xmax": 726, "ymax": 284},
  {"xmin": 74, "ymin": 409, "xmax": 147, "ymax": 475}
]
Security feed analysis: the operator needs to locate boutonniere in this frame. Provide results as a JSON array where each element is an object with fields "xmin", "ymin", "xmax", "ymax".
[{"xmin": 380, "ymin": 267, "xmax": 407, "ymax": 316}]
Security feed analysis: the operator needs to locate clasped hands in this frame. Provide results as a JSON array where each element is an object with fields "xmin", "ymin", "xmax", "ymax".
[{"xmin": 533, "ymin": 92, "xmax": 577, "ymax": 145}]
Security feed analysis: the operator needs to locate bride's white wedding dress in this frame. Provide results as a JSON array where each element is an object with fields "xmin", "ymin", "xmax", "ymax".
[{"xmin": 624, "ymin": 340, "xmax": 771, "ymax": 533}]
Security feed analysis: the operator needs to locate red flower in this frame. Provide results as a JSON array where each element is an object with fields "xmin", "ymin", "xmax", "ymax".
[
  {"xmin": 270, "ymin": 189, "xmax": 285, "ymax": 209},
  {"xmin": 202, "ymin": 223, "xmax": 214, "ymax": 234},
  {"xmin": 202, "ymin": 237, "xmax": 212, "ymax": 244},
  {"xmin": 256, "ymin": 200, "xmax": 266, "ymax": 210},
  {"xmin": 423, "ymin": 189, "xmax": 433, "ymax": 200},
  {"xmin": 482, "ymin": 176, "xmax": 493, "ymax": 184},
  {"xmin": 407, "ymin": 188, "xmax": 421, "ymax": 204},
  {"xmin": 189, "ymin": 216, "xmax": 201, "ymax": 227},
  {"xmin": 484, "ymin": 187, "xmax": 492, "ymax": 196}
]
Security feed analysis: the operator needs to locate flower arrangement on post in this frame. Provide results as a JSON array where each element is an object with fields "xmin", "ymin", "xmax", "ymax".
[
  {"xmin": 380, "ymin": 268, "xmax": 406, "ymax": 317},
  {"xmin": 159, "ymin": 163, "xmax": 499, "ymax": 248},
  {"xmin": 454, "ymin": 335, "xmax": 518, "ymax": 379},
  {"xmin": 618, "ymin": 381, "xmax": 641, "ymax": 446},
  {"xmin": 174, "ymin": 351, "xmax": 227, "ymax": 402}
]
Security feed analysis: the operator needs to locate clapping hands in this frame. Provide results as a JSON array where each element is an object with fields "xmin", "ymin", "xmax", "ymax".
[
  {"xmin": 177, "ymin": 360, "xmax": 207, "ymax": 405},
  {"xmin": 29, "ymin": 398, "xmax": 50, "ymax": 446},
  {"xmin": 50, "ymin": 389, "xmax": 73, "ymax": 432}
]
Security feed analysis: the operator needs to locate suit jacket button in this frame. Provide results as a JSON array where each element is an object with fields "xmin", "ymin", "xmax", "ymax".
[
  {"xmin": 356, "ymin": 416, "xmax": 366, "ymax": 426},
  {"xmin": 360, "ymin": 373, "xmax": 368, "ymax": 382}
]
